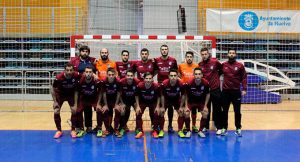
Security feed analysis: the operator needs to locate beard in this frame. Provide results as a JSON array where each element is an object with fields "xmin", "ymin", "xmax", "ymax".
[
  {"xmin": 101, "ymin": 55, "xmax": 108, "ymax": 61},
  {"xmin": 228, "ymin": 56, "xmax": 236, "ymax": 62}
]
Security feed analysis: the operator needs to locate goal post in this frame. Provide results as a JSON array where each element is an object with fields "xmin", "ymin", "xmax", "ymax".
[{"xmin": 70, "ymin": 35, "xmax": 217, "ymax": 63}]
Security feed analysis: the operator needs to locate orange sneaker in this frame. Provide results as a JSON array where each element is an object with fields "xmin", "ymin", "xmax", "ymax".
[
  {"xmin": 53, "ymin": 131, "xmax": 63, "ymax": 139},
  {"xmin": 152, "ymin": 131, "xmax": 159, "ymax": 138},
  {"xmin": 70, "ymin": 130, "xmax": 77, "ymax": 138},
  {"xmin": 135, "ymin": 131, "xmax": 144, "ymax": 139}
]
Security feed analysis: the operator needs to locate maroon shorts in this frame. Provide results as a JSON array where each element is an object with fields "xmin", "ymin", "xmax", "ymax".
[
  {"xmin": 54, "ymin": 93, "xmax": 75, "ymax": 110},
  {"xmin": 165, "ymin": 102, "xmax": 180, "ymax": 110},
  {"xmin": 77, "ymin": 96, "xmax": 98, "ymax": 113},
  {"xmin": 187, "ymin": 103, "xmax": 205, "ymax": 112}
]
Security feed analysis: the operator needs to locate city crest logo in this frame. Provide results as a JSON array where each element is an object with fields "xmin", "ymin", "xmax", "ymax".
[{"xmin": 238, "ymin": 11, "xmax": 259, "ymax": 31}]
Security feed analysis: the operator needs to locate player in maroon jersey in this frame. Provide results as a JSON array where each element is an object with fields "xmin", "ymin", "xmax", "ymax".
[
  {"xmin": 96, "ymin": 68, "xmax": 122, "ymax": 138},
  {"xmin": 134, "ymin": 48, "xmax": 156, "ymax": 81},
  {"xmin": 221, "ymin": 48, "xmax": 247, "ymax": 137},
  {"xmin": 69, "ymin": 45, "xmax": 97, "ymax": 133},
  {"xmin": 51, "ymin": 63, "xmax": 80, "ymax": 139},
  {"xmin": 199, "ymin": 47, "xmax": 223, "ymax": 135},
  {"xmin": 76, "ymin": 66, "xmax": 101, "ymax": 138},
  {"xmin": 184, "ymin": 67, "xmax": 210, "ymax": 138},
  {"xmin": 160, "ymin": 69, "xmax": 185, "ymax": 137},
  {"xmin": 118, "ymin": 69, "xmax": 140, "ymax": 135},
  {"xmin": 116, "ymin": 50, "xmax": 136, "ymax": 79},
  {"xmin": 134, "ymin": 72, "xmax": 161, "ymax": 139},
  {"xmin": 154, "ymin": 44, "xmax": 178, "ymax": 133}
]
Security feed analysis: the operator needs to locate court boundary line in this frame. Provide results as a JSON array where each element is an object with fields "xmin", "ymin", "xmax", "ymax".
[{"xmin": 143, "ymin": 133, "xmax": 149, "ymax": 162}]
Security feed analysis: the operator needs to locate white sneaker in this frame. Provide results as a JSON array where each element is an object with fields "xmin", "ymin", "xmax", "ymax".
[
  {"xmin": 198, "ymin": 131, "xmax": 206, "ymax": 138},
  {"xmin": 216, "ymin": 129, "xmax": 222, "ymax": 135},
  {"xmin": 185, "ymin": 131, "xmax": 191, "ymax": 138},
  {"xmin": 202, "ymin": 128, "xmax": 208, "ymax": 133}
]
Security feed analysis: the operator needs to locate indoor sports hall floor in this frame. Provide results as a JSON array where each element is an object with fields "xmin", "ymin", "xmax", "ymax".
[{"xmin": 0, "ymin": 101, "xmax": 300, "ymax": 162}]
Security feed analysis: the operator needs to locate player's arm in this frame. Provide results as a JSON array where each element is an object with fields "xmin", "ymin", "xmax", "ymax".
[
  {"xmin": 135, "ymin": 95, "xmax": 141, "ymax": 115},
  {"xmin": 241, "ymin": 65, "xmax": 247, "ymax": 96},
  {"xmin": 72, "ymin": 91, "xmax": 79, "ymax": 112},
  {"xmin": 204, "ymin": 93, "xmax": 210, "ymax": 111}
]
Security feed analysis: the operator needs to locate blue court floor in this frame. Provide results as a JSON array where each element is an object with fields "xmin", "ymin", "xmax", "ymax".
[{"xmin": 0, "ymin": 130, "xmax": 299, "ymax": 162}]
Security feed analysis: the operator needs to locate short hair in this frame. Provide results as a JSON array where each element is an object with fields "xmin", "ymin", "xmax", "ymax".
[
  {"xmin": 84, "ymin": 66, "xmax": 93, "ymax": 71},
  {"xmin": 107, "ymin": 67, "xmax": 116, "ymax": 74},
  {"xmin": 126, "ymin": 69, "xmax": 134, "ymax": 75},
  {"xmin": 121, "ymin": 50, "xmax": 129, "ymax": 55},
  {"xmin": 228, "ymin": 48, "xmax": 236, "ymax": 53},
  {"xmin": 64, "ymin": 63, "xmax": 74, "ymax": 70},
  {"xmin": 143, "ymin": 72, "xmax": 153, "ymax": 78},
  {"xmin": 141, "ymin": 48, "xmax": 149, "ymax": 53},
  {"xmin": 169, "ymin": 68, "xmax": 178, "ymax": 74},
  {"xmin": 79, "ymin": 45, "xmax": 90, "ymax": 54},
  {"xmin": 185, "ymin": 51, "xmax": 194, "ymax": 57},
  {"xmin": 193, "ymin": 67, "xmax": 202, "ymax": 73},
  {"xmin": 200, "ymin": 47, "xmax": 209, "ymax": 53},
  {"xmin": 160, "ymin": 44, "xmax": 168, "ymax": 49}
]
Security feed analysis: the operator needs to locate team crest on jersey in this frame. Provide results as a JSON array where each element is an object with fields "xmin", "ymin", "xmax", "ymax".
[
  {"xmin": 211, "ymin": 66, "xmax": 214, "ymax": 70},
  {"xmin": 128, "ymin": 64, "xmax": 131, "ymax": 68},
  {"xmin": 72, "ymin": 79, "xmax": 75, "ymax": 82},
  {"xmin": 148, "ymin": 65, "xmax": 152, "ymax": 69},
  {"xmin": 91, "ymin": 85, "xmax": 94, "ymax": 89},
  {"xmin": 151, "ymin": 90, "xmax": 154, "ymax": 94},
  {"xmin": 176, "ymin": 87, "xmax": 180, "ymax": 91},
  {"xmin": 114, "ymin": 84, "xmax": 117, "ymax": 88},
  {"xmin": 169, "ymin": 62, "xmax": 172, "ymax": 65},
  {"xmin": 133, "ymin": 86, "xmax": 136, "ymax": 90},
  {"xmin": 201, "ymin": 86, "xmax": 204, "ymax": 90},
  {"xmin": 235, "ymin": 67, "xmax": 238, "ymax": 71}
]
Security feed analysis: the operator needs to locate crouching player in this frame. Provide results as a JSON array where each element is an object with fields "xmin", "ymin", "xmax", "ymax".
[
  {"xmin": 76, "ymin": 66, "xmax": 101, "ymax": 137},
  {"xmin": 184, "ymin": 68, "xmax": 210, "ymax": 138},
  {"xmin": 119, "ymin": 70, "xmax": 140, "ymax": 136},
  {"xmin": 160, "ymin": 69, "xmax": 185, "ymax": 137},
  {"xmin": 97, "ymin": 68, "xmax": 122, "ymax": 137},
  {"xmin": 135, "ymin": 72, "xmax": 161, "ymax": 139},
  {"xmin": 52, "ymin": 63, "xmax": 80, "ymax": 139}
]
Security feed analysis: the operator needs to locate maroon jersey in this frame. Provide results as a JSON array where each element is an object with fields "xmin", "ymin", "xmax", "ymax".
[
  {"xmin": 134, "ymin": 59, "xmax": 155, "ymax": 80},
  {"xmin": 53, "ymin": 72, "xmax": 80, "ymax": 95},
  {"xmin": 185, "ymin": 78, "xmax": 209, "ymax": 104},
  {"xmin": 119, "ymin": 78, "xmax": 140, "ymax": 103},
  {"xmin": 154, "ymin": 56, "xmax": 178, "ymax": 83},
  {"xmin": 102, "ymin": 78, "xmax": 120, "ymax": 101},
  {"xmin": 160, "ymin": 79, "xmax": 184, "ymax": 102},
  {"xmin": 222, "ymin": 61, "xmax": 247, "ymax": 91},
  {"xmin": 199, "ymin": 58, "xmax": 222, "ymax": 90},
  {"xmin": 136, "ymin": 82, "xmax": 160, "ymax": 104},
  {"xmin": 116, "ymin": 61, "xmax": 136, "ymax": 79},
  {"xmin": 78, "ymin": 75, "xmax": 101, "ymax": 97}
]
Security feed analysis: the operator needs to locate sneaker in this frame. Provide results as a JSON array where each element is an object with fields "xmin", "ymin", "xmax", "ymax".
[
  {"xmin": 178, "ymin": 130, "xmax": 185, "ymax": 138},
  {"xmin": 86, "ymin": 127, "xmax": 93, "ymax": 133},
  {"xmin": 198, "ymin": 131, "xmax": 206, "ymax": 138},
  {"xmin": 114, "ymin": 130, "xmax": 122, "ymax": 138},
  {"xmin": 96, "ymin": 130, "xmax": 103, "ymax": 137},
  {"xmin": 216, "ymin": 129, "xmax": 222, "ymax": 135},
  {"xmin": 221, "ymin": 128, "xmax": 227, "ymax": 136},
  {"xmin": 102, "ymin": 130, "xmax": 110, "ymax": 137},
  {"xmin": 135, "ymin": 131, "xmax": 144, "ymax": 139},
  {"xmin": 53, "ymin": 131, "xmax": 63, "ymax": 139},
  {"xmin": 119, "ymin": 128, "xmax": 125, "ymax": 136},
  {"xmin": 76, "ymin": 129, "xmax": 86, "ymax": 138},
  {"xmin": 235, "ymin": 129, "xmax": 242, "ymax": 137},
  {"xmin": 70, "ymin": 130, "xmax": 77, "ymax": 138},
  {"xmin": 158, "ymin": 130, "xmax": 164, "ymax": 138},
  {"xmin": 152, "ymin": 131, "xmax": 159, "ymax": 138},
  {"xmin": 201, "ymin": 128, "xmax": 208, "ymax": 133},
  {"xmin": 192, "ymin": 126, "xmax": 198, "ymax": 133},
  {"xmin": 168, "ymin": 126, "xmax": 174, "ymax": 133},
  {"xmin": 185, "ymin": 131, "xmax": 192, "ymax": 138}
]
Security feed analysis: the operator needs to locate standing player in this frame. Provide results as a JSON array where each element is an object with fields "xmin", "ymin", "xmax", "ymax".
[
  {"xmin": 154, "ymin": 44, "xmax": 178, "ymax": 133},
  {"xmin": 185, "ymin": 68, "xmax": 210, "ymax": 138},
  {"xmin": 119, "ymin": 70, "xmax": 140, "ymax": 135},
  {"xmin": 116, "ymin": 50, "xmax": 136, "ymax": 79},
  {"xmin": 199, "ymin": 47, "xmax": 223, "ymax": 135},
  {"xmin": 76, "ymin": 66, "xmax": 101, "ymax": 137},
  {"xmin": 134, "ymin": 48, "xmax": 155, "ymax": 81},
  {"xmin": 160, "ymin": 69, "xmax": 185, "ymax": 137},
  {"xmin": 135, "ymin": 72, "xmax": 161, "ymax": 139},
  {"xmin": 97, "ymin": 68, "xmax": 122, "ymax": 137},
  {"xmin": 178, "ymin": 51, "xmax": 199, "ymax": 132},
  {"xmin": 69, "ymin": 45, "xmax": 96, "ymax": 133},
  {"xmin": 51, "ymin": 63, "xmax": 80, "ymax": 139},
  {"xmin": 221, "ymin": 48, "xmax": 247, "ymax": 137},
  {"xmin": 96, "ymin": 48, "xmax": 117, "ymax": 81}
]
